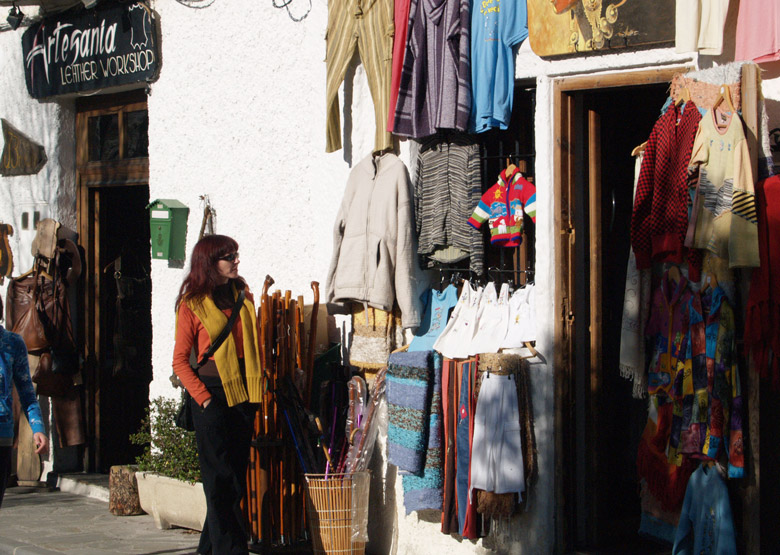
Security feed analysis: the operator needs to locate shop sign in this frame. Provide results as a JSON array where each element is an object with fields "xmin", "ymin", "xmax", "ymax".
[
  {"xmin": 527, "ymin": 0, "xmax": 674, "ymax": 57},
  {"xmin": 21, "ymin": 2, "xmax": 158, "ymax": 99},
  {"xmin": 1, "ymin": 119, "xmax": 47, "ymax": 177}
]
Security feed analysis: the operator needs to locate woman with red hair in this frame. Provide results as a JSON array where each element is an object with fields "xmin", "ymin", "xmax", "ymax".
[{"xmin": 172, "ymin": 234, "xmax": 262, "ymax": 554}]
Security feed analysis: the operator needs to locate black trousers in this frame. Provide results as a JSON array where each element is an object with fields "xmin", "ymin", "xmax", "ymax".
[
  {"xmin": 191, "ymin": 385, "xmax": 254, "ymax": 555},
  {"xmin": 0, "ymin": 445, "xmax": 11, "ymax": 508}
]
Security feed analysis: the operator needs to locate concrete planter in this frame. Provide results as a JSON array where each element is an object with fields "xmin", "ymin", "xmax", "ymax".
[{"xmin": 135, "ymin": 471, "xmax": 207, "ymax": 531}]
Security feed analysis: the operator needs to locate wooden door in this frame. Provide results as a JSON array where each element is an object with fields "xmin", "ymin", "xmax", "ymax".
[
  {"xmin": 553, "ymin": 69, "xmax": 688, "ymax": 553},
  {"xmin": 76, "ymin": 90, "xmax": 152, "ymax": 472}
]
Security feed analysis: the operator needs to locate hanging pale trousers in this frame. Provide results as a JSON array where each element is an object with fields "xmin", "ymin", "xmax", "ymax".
[{"xmin": 325, "ymin": 0, "xmax": 394, "ymax": 153}]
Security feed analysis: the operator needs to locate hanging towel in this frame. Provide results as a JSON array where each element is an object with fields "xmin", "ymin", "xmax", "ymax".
[
  {"xmin": 620, "ymin": 153, "xmax": 652, "ymax": 398},
  {"xmin": 402, "ymin": 352, "xmax": 445, "ymax": 514},
  {"xmin": 387, "ymin": 350, "xmax": 434, "ymax": 474}
]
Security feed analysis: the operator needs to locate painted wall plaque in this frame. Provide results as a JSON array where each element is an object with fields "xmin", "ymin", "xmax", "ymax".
[
  {"xmin": 528, "ymin": 0, "xmax": 675, "ymax": 57},
  {"xmin": 1, "ymin": 119, "xmax": 47, "ymax": 176}
]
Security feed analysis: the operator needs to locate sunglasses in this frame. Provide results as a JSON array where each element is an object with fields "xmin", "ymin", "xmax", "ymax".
[{"xmin": 218, "ymin": 252, "xmax": 239, "ymax": 262}]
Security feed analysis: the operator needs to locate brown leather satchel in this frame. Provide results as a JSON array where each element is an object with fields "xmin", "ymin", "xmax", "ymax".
[
  {"xmin": 7, "ymin": 264, "xmax": 76, "ymax": 356},
  {"xmin": 31, "ymin": 352, "xmax": 74, "ymax": 398},
  {"xmin": 6, "ymin": 273, "xmax": 52, "ymax": 352}
]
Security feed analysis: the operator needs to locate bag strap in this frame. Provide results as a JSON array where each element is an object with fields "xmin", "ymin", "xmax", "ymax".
[{"xmin": 193, "ymin": 288, "xmax": 246, "ymax": 370}]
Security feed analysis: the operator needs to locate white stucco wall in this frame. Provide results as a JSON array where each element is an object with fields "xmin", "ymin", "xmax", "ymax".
[
  {"xmin": 1, "ymin": 15, "xmax": 78, "ymax": 479},
  {"xmin": 3, "ymin": 0, "xmax": 780, "ymax": 552},
  {"xmin": 0, "ymin": 19, "xmax": 76, "ymax": 283}
]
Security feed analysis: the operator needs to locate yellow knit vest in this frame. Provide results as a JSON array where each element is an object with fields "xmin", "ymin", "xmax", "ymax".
[{"xmin": 187, "ymin": 287, "xmax": 262, "ymax": 406}]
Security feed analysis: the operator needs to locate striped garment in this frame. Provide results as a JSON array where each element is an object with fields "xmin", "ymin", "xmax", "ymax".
[
  {"xmin": 401, "ymin": 352, "xmax": 444, "ymax": 514},
  {"xmin": 468, "ymin": 167, "xmax": 537, "ymax": 247},
  {"xmin": 414, "ymin": 134, "xmax": 485, "ymax": 273},
  {"xmin": 393, "ymin": 0, "xmax": 471, "ymax": 139},
  {"xmin": 325, "ymin": 0, "xmax": 393, "ymax": 153},
  {"xmin": 686, "ymin": 108, "xmax": 759, "ymax": 267},
  {"xmin": 387, "ymin": 350, "xmax": 434, "ymax": 474}
]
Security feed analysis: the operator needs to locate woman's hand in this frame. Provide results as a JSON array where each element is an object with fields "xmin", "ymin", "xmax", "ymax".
[{"xmin": 33, "ymin": 432, "xmax": 49, "ymax": 455}]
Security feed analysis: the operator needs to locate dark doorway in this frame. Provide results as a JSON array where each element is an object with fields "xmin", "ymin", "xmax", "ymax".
[
  {"xmin": 76, "ymin": 90, "xmax": 151, "ymax": 473},
  {"xmin": 568, "ymin": 82, "xmax": 674, "ymax": 553},
  {"xmin": 96, "ymin": 185, "xmax": 152, "ymax": 470}
]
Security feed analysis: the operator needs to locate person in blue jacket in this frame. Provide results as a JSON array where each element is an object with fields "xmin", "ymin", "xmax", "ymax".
[{"xmin": 0, "ymin": 294, "xmax": 48, "ymax": 508}]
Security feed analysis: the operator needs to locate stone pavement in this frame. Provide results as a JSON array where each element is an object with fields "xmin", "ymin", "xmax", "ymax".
[{"xmin": 0, "ymin": 474, "xmax": 200, "ymax": 555}]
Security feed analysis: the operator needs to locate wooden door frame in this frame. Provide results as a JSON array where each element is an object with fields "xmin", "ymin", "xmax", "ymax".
[
  {"xmin": 551, "ymin": 66, "xmax": 692, "ymax": 553},
  {"xmin": 75, "ymin": 89, "xmax": 148, "ymax": 472}
]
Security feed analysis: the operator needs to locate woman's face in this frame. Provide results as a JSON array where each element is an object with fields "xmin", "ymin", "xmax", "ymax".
[{"xmin": 215, "ymin": 251, "xmax": 239, "ymax": 284}]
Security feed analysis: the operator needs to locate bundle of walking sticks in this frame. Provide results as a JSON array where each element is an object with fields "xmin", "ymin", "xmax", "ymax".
[
  {"xmin": 244, "ymin": 276, "xmax": 386, "ymax": 551},
  {"xmin": 244, "ymin": 275, "xmax": 320, "ymax": 551}
]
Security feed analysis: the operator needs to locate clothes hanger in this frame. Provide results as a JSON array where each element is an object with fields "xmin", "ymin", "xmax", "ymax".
[
  {"xmin": 712, "ymin": 84, "xmax": 736, "ymax": 114},
  {"xmin": 674, "ymin": 86, "xmax": 691, "ymax": 107},
  {"xmin": 505, "ymin": 157, "xmax": 517, "ymax": 176},
  {"xmin": 631, "ymin": 141, "xmax": 647, "ymax": 157},
  {"xmin": 668, "ymin": 265, "xmax": 681, "ymax": 284},
  {"xmin": 520, "ymin": 341, "xmax": 539, "ymax": 360},
  {"xmin": 701, "ymin": 273, "xmax": 719, "ymax": 292}
]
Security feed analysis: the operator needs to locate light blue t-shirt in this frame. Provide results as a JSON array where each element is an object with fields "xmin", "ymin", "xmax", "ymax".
[
  {"xmin": 409, "ymin": 285, "xmax": 459, "ymax": 352},
  {"xmin": 469, "ymin": 0, "xmax": 528, "ymax": 133}
]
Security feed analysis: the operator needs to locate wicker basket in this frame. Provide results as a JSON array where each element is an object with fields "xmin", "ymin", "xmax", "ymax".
[{"xmin": 304, "ymin": 473, "xmax": 369, "ymax": 554}]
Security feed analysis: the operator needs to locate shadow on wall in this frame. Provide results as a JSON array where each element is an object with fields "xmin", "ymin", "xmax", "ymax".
[{"xmin": 340, "ymin": 51, "xmax": 358, "ymax": 167}]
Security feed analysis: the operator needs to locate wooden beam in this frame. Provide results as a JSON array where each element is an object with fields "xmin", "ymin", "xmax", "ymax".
[
  {"xmin": 555, "ymin": 66, "xmax": 693, "ymax": 93},
  {"xmin": 740, "ymin": 62, "xmax": 760, "ymax": 555},
  {"xmin": 588, "ymin": 107, "xmax": 602, "ymax": 544}
]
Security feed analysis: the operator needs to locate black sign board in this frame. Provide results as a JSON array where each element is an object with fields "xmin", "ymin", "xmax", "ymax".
[
  {"xmin": 22, "ymin": 2, "xmax": 159, "ymax": 99},
  {"xmin": 1, "ymin": 119, "xmax": 47, "ymax": 176}
]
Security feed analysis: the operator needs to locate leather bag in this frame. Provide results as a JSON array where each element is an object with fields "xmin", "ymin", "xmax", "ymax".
[
  {"xmin": 32, "ymin": 352, "xmax": 74, "ymax": 398},
  {"xmin": 175, "ymin": 390, "xmax": 194, "ymax": 431},
  {"xmin": 7, "ymin": 273, "xmax": 52, "ymax": 352},
  {"xmin": 7, "ymin": 267, "xmax": 78, "ymax": 373}
]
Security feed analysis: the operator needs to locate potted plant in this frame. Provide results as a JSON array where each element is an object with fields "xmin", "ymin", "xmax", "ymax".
[{"xmin": 129, "ymin": 396, "xmax": 206, "ymax": 531}]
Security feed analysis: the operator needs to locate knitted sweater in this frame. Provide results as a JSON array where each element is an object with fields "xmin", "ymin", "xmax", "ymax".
[
  {"xmin": 686, "ymin": 109, "xmax": 759, "ymax": 268},
  {"xmin": 172, "ymin": 287, "xmax": 262, "ymax": 407},
  {"xmin": 631, "ymin": 102, "xmax": 702, "ymax": 269},
  {"xmin": 326, "ymin": 152, "xmax": 422, "ymax": 329},
  {"xmin": 468, "ymin": 167, "xmax": 537, "ymax": 247},
  {"xmin": 0, "ymin": 325, "xmax": 45, "ymax": 441},
  {"xmin": 387, "ymin": 350, "xmax": 434, "ymax": 474}
]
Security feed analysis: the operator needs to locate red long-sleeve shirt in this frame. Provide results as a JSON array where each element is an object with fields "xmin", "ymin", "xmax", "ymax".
[{"xmin": 172, "ymin": 290, "xmax": 256, "ymax": 406}]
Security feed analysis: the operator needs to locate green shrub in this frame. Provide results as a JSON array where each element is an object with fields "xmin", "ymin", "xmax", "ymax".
[{"xmin": 130, "ymin": 396, "xmax": 201, "ymax": 483}]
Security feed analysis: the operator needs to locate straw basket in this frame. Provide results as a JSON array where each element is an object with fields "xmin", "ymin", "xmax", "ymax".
[{"xmin": 304, "ymin": 473, "xmax": 369, "ymax": 555}]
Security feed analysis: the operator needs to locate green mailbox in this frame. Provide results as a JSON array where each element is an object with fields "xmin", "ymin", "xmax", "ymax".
[{"xmin": 147, "ymin": 199, "xmax": 189, "ymax": 260}]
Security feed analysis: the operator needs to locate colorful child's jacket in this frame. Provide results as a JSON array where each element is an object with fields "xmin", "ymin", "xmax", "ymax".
[{"xmin": 468, "ymin": 167, "xmax": 537, "ymax": 247}]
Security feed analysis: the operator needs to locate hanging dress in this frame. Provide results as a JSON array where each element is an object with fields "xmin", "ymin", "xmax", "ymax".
[
  {"xmin": 470, "ymin": 282, "xmax": 509, "ymax": 355},
  {"xmin": 502, "ymin": 282, "xmax": 536, "ymax": 348},
  {"xmin": 434, "ymin": 281, "xmax": 483, "ymax": 359}
]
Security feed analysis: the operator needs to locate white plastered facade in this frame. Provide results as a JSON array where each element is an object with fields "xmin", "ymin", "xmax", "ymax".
[{"xmin": 2, "ymin": 0, "xmax": 780, "ymax": 552}]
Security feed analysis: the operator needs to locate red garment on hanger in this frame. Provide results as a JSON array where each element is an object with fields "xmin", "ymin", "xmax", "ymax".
[{"xmin": 745, "ymin": 175, "xmax": 780, "ymax": 387}]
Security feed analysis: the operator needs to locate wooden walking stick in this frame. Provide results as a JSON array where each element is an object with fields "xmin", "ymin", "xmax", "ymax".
[
  {"xmin": 305, "ymin": 281, "xmax": 320, "ymax": 407},
  {"xmin": 274, "ymin": 291, "xmax": 286, "ymax": 544},
  {"xmin": 256, "ymin": 275, "xmax": 274, "ymax": 543}
]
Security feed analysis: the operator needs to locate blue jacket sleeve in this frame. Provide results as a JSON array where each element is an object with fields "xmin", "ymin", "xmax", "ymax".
[{"xmin": 11, "ymin": 336, "xmax": 45, "ymax": 436}]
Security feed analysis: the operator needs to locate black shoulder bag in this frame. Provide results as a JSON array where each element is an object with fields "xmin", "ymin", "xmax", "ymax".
[{"xmin": 176, "ymin": 289, "xmax": 246, "ymax": 431}]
